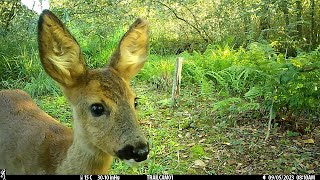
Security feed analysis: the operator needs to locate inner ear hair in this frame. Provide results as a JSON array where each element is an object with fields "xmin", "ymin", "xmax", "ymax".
[
  {"xmin": 107, "ymin": 18, "xmax": 149, "ymax": 82},
  {"xmin": 38, "ymin": 10, "xmax": 87, "ymax": 87}
]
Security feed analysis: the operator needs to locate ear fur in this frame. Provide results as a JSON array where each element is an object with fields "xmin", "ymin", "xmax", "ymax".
[
  {"xmin": 38, "ymin": 10, "xmax": 87, "ymax": 87},
  {"xmin": 107, "ymin": 18, "xmax": 149, "ymax": 81}
]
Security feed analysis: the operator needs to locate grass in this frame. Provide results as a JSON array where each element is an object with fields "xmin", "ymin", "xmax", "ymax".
[
  {"xmin": 34, "ymin": 82, "xmax": 320, "ymax": 175},
  {"xmin": 1, "ymin": 38, "xmax": 319, "ymax": 174}
]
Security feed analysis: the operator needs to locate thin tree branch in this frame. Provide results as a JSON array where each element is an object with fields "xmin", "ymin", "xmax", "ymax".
[
  {"xmin": 184, "ymin": 5, "xmax": 212, "ymax": 42},
  {"xmin": 156, "ymin": 1, "xmax": 209, "ymax": 43}
]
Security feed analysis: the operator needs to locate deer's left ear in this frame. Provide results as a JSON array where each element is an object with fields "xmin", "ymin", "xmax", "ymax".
[{"xmin": 107, "ymin": 18, "xmax": 149, "ymax": 82}]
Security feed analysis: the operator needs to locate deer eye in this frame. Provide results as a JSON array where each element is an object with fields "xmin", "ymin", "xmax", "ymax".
[
  {"xmin": 90, "ymin": 103, "xmax": 105, "ymax": 117},
  {"xmin": 134, "ymin": 98, "xmax": 138, "ymax": 108}
]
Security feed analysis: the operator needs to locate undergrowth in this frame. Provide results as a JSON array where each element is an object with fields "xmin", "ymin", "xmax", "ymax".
[
  {"xmin": 1, "ymin": 40, "xmax": 319, "ymax": 131},
  {"xmin": 178, "ymin": 43, "xmax": 320, "ymax": 126}
]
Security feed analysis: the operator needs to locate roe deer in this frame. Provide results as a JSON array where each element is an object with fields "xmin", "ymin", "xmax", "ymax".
[{"xmin": 0, "ymin": 10, "xmax": 149, "ymax": 174}]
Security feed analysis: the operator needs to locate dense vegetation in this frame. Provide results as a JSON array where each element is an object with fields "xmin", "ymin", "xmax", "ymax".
[{"xmin": 0, "ymin": 0, "xmax": 319, "ymax": 175}]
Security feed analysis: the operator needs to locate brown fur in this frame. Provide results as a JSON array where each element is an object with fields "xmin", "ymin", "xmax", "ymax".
[{"xmin": 0, "ymin": 10, "xmax": 149, "ymax": 174}]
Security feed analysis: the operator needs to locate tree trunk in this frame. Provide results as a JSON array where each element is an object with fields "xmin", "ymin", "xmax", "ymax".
[
  {"xmin": 310, "ymin": 0, "xmax": 316, "ymax": 48},
  {"xmin": 259, "ymin": 0, "xmax": 270, "ymax": 40},
  {"xmin": 296, "ymin": 0, "xmax": 303, "ymax": 40},
  {"xmin": 282, "ymin": 0, "xmax": 290, "ymax": 29},
  {"xmin": 240, "ymin": 1, "xmax": 251, "ymax": 45}
]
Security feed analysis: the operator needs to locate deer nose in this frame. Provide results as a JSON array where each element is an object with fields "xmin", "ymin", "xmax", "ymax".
[{"xmin": 116, "ymin": 143, "xmax": 149, "ymax": 162}]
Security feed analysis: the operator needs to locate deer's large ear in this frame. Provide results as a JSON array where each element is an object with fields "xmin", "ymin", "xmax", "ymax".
[
  {"xmin": 107, "ymin": 18, "xmax": 149, "ymax": 82},
  {"xmin": 38, "ymin": 10, "xmax": 87, "ymax": 87}
]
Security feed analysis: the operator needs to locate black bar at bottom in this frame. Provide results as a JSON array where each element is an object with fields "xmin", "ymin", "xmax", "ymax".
[{"xmin": 5, "ymin": 174, "xmax": 319, "ymax": 180}]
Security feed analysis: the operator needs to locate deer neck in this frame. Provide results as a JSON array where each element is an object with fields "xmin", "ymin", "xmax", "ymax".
[{"xmin": 56, "ymin": 126, "xmax": 113, "ymax": 175}]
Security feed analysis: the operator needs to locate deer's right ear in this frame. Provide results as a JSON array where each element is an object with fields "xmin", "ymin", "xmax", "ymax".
[{"xmin": 38, "ymin": 10, "xmax": 87, "ymax": 87}]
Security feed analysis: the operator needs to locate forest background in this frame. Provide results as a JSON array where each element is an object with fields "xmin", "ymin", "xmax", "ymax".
[{"xmin": 1, "ymin": 0, "xmax": 319, "ymax": 174}]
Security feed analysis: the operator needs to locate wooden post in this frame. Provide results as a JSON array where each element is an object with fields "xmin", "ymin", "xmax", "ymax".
[{"xmin": 171, "ymin": 57, "xmax": 184, "ymax": 106}]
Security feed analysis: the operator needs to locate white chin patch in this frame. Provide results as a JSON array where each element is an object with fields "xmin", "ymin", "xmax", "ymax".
[{"xmin": 124, "ymin": 159, "xmax": 145, "ymax": 167}]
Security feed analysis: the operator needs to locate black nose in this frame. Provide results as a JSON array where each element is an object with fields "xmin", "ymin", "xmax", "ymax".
[{"xmin": 116, "ymin": 143, "xmax": 149, "ymax": 162}]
